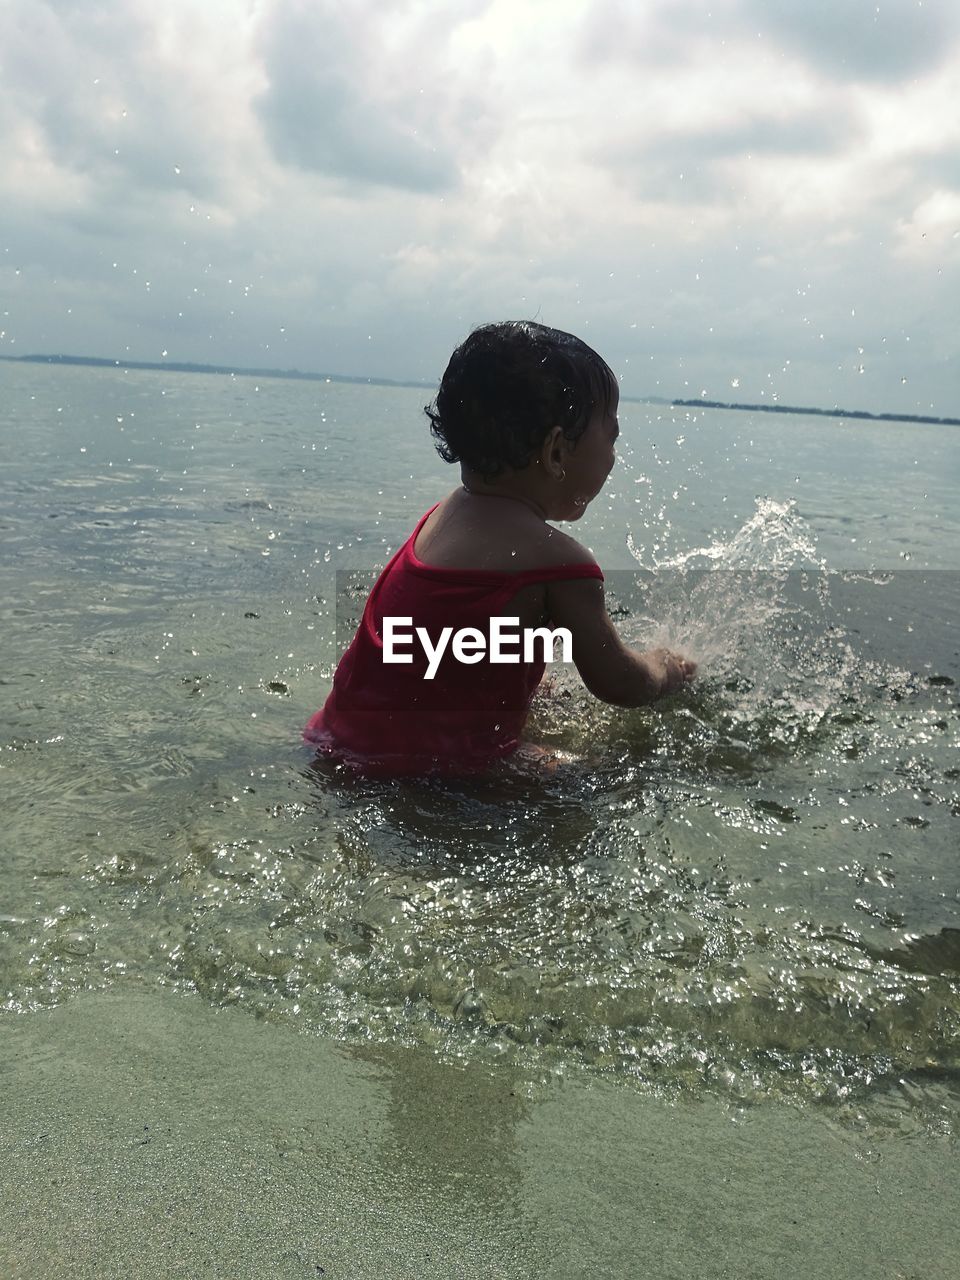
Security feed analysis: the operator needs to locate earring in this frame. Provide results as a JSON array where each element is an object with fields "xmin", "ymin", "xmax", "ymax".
[{"xmin": 559, "ymin": 469, "xmax": 566, "ymax": 481}]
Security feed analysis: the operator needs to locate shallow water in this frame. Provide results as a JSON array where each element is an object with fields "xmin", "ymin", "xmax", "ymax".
[{"xmin": 1, "ymin": 362, "xmax": 958, "ymax": 1142}]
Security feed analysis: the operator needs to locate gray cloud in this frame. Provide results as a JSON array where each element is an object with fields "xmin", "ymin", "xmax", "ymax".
[
  {"xmin": 583, "ymin": 0, "xmax": 960, "ymax": 83},
  {"xmin": 3, "ymin": 3, "xmax": 237, "ymax": 202},
  {"xmin": 915, "ymin": 143, "xmax": 960, "ymax": 193},
  {"xmin": 596, "ymin": 102, "xmax": 862, "ymax": 204},
  {"xmin": 740, "ymin": 0, "xmax": 960, "ymax": 82},
  {"xmin": 255, "ymin": 2, "xmax": 461, "ymax": 193},
  {"xmin": 692, "ymin": 112, "xmax": 860, "ymax": 159}
]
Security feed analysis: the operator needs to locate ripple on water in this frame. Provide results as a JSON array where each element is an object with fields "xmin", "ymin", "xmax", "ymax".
[{"xmin": 2, "ymin": 483, "xmax": 958, "ymax": 1141}]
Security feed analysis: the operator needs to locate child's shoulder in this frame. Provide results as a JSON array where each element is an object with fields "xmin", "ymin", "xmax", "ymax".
[
  {"xmin": 414, "ymin": 489, "xmax": 599, "ymax": 574},
  {"xmin": 534, "ymin": 521, "xmax": 599, "ymax": 570}
]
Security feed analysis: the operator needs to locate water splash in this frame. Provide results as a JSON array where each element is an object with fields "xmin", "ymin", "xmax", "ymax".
[
  {"xmin": 628, "ymin": 497, "xmax": 826, "ymax": 573},
  {"xmin": 615, "ymin": 498, "xmax": 884, "ymax": 757},
  {"xmin": 620, "ymin": 497, "xmax": 828, "ymax": 672}
]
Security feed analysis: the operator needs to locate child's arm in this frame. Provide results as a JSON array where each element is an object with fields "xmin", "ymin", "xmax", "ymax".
[{"xmin": 546, "ymin": 576, "xmax": 696, "ymax": 706}]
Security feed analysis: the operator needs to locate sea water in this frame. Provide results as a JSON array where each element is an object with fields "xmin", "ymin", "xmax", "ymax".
[{"xmin": 1, "ymin": 361, "xmax": 958, "ymax": 1139}]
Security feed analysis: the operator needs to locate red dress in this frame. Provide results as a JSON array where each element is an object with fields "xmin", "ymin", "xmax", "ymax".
[{"xmin": 303, "ymin": 506, "xmax": 603, "ymax": 774}]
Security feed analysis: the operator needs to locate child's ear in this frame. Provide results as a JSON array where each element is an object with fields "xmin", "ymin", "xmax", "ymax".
[{"xmin": 540, "ymin": 426, "xmax": 567, "ymax": 480}]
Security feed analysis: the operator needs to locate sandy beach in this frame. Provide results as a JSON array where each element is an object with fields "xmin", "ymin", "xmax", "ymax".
[{"xmin": 2, "ymin": 985, "xmax": 957, "ymax": 1279}]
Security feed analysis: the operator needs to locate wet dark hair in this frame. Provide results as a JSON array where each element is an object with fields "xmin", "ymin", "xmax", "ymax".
[{"xmin": 424, "ymin": 321, "xmax": 617, "ymax": 479}]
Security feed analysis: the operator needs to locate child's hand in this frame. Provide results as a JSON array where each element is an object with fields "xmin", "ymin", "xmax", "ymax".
[
  {"xmin": 545, "ymin": 575, "xmax": 698, "ymax": 707},
  {"xmin": 645, "ymin": 647, "xmax": 697, "ymax": 695}
]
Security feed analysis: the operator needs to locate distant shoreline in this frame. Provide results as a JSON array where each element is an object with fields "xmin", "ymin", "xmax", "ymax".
[
  {"xmin": 2, "ymin": 351, "xmax": 957, "ymax": 427},
  {"xmin": 0, "ymin": 351, "xmax": 433, "ymax": 392},
  {"xmin": 669, "ymin": 397, "xmax": 960, "ymax": 428}
]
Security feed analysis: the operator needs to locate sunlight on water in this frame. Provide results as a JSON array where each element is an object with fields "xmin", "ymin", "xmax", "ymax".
[{"xmin": 1, "ymin": 368, "xmax": 958, "ymax": 1143}]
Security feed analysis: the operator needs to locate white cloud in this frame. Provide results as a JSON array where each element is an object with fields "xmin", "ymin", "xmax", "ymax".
[{"xmin": 895, "ymin": 189, "xmax": 960, "ymax": 257}]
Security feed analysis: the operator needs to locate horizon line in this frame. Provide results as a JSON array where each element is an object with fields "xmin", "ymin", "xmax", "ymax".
[{"xmin": 1, "ymin": 351, "xmax": 957, "ymax": 428}]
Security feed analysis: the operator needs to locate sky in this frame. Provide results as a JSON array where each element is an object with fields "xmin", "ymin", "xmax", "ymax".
[{"xmin": 1, "ymin": 0, "xmax": 958, "ymax": 414}]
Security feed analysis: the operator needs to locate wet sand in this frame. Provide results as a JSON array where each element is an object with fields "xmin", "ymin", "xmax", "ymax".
[{"xmin": 2, "ymin": 986, "xmax": 957, "ymax": 1279}]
